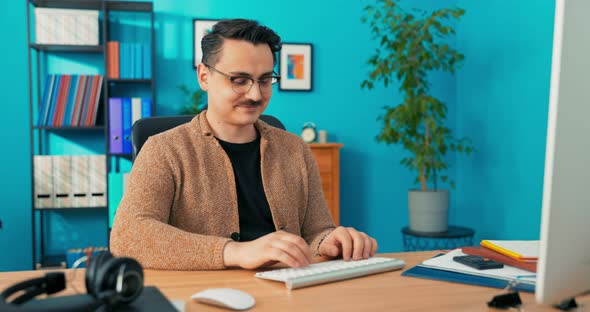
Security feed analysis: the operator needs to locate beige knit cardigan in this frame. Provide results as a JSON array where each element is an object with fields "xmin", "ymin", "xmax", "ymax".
[{"xmin": 110, "ymin": 113, "xmax": 336, "ymax": 270}]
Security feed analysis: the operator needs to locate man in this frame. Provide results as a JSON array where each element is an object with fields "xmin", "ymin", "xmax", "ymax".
[{"xmin": 110, "ymin": 19, "xmax": 378, "ymax": 270}]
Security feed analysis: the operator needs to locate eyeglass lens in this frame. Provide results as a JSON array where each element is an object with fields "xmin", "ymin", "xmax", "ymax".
[{"xmin": 231, "ymin": 76, "xmax": 278, "ymax": 94}]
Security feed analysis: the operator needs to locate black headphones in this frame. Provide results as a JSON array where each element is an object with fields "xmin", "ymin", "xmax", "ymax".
[{"xmin": 0, "ymin": 251, "xmax": 144, "ymax": 312}]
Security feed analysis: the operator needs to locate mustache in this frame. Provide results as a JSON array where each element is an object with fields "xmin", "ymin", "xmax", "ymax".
[{"xmin": 238, "ymin": 100, "xmax": 262, "ymax": 107}]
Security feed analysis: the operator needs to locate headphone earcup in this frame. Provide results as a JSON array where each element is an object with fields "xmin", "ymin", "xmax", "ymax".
[
  {"xmin": 0, "ymin": 273, "xmax": 65, "ymax": 305},
  {"xmin": 85, "ymin": 251, "xmax": 112, "ymax": 297},
  {"xmin": 91, "ymin": 256, "xmax": 144, "ymax": 305},
  {"xmin": 1, "ymin": 251, "xmax": 143, "ymax": 311}
]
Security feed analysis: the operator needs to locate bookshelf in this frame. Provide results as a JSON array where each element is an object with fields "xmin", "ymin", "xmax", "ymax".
[{"xmin": 26, "ymin": 0, "xmax": 155, "ymax": 269}]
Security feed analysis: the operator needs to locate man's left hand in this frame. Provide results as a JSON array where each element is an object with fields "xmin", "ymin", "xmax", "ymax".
[{"xmin": 318, "ymin": 226, "xmax": 378, "ymax": 261}]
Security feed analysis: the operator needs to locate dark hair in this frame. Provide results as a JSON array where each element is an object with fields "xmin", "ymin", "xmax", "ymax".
[{"xmin": 201, "ymin": 19, "xmax": 281, "ymax": 66}]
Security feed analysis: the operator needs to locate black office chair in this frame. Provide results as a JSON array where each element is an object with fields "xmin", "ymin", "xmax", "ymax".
[{"xmin": 131, "ymin": 114, "xmax": 285, "ymax": 161}]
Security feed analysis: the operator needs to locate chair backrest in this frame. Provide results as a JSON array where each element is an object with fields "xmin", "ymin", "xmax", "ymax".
[{"xmin": 131, "ymin": 114, "xmax": 286, "ymax": 160}]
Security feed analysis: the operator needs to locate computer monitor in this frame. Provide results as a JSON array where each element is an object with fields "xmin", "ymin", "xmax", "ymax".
[{"xmin": 536, "ymin": 0, "xmax": 590, "ymax": 305}]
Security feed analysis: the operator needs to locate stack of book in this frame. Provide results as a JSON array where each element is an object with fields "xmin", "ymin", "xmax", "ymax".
[
  {"xmin": 34, "ymin": 8, "xmax": 99, "ymax": 45},
  {"xmin": 66, "ymin": 246, "xmax": 108, "ymax": 268},
  {"xmin": 37, "ymin": 74, "xmax": 104, "ymax": 127},
  {"xmin": 33, "ymin": 155, "xmax": 106, "ymax": 208},
  {"xmin": 107, "ymin": 41, "xmax": 151, "ymax": 79},
  {"xmin": 108, "ymin": 97, "xmax": 152, "ymax": 154},
  {"xmin": 471, "ymin": 240, "xmax": 538, "ymax": 272},
  {"xmin": 402, "ymin": 240, "xmax": 539, "ymax": 292}
]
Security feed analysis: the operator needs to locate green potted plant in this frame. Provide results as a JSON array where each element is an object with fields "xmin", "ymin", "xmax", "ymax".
[
  {"xmin": 178, "ymin": 84, "xmax": 207, "ymax": 115},
  {"xmin": 361, "ymin": 0, "xmax": 473, "ymax": 233}
]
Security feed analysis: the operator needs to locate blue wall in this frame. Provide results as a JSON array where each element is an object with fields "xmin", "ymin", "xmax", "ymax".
[
  {"xmin": 0, "ymin": 0, "xmax": 557, "ymax": 271},
  {"xmin": 154, "ymin": 0, "xmax": 459, "ymax": 252},
  {"xmin": 0, "ymin": 1, "xmax": 33, "ymax": 270},
  {"xmin": 454, "ymin": 0, "xmax": 555, "ymax": 241}
]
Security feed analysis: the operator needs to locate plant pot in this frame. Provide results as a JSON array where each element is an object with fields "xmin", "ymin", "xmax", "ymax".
[{"xmin": 408, "ymin": 189, "xmax": 449, "ymax": 233}]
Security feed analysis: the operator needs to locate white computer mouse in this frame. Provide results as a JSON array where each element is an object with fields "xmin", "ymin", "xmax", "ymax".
[{"xmin": 191, "ymin": 288, "xmax": 256, "ymax": 310}]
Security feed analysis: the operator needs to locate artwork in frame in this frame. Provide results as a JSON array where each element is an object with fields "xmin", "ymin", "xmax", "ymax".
[
  {"xmin": 279, "ymin": 43, "xmax": 313, "ymax": 91},
  {"xmin": 193, "ymin": 19, "xmax": 219, "ymax": 68}
]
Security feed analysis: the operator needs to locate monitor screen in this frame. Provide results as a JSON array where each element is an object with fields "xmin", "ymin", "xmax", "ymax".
[{"xmin": 536, "ymin": 0, "xmax": 590, "ymax": 305}]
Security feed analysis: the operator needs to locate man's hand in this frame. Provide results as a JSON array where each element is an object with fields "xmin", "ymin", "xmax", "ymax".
[
  {"xmin": 318, "ymin": 227, "xmax": 378, "ymax": 261},
  {"xmin": 223, "ymin": 231, "xmax": 312, "ymax": 269}
]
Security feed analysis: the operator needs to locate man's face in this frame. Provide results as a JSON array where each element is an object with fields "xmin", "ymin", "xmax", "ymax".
[{"xmin": 198, "ymin": 39, "xmax": 275, "ymax": 128}]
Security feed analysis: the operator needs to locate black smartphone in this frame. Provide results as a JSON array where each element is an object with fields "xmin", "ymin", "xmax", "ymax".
[{"xmin": 453, "ymin": 255, "xmax": 504, "ymax": 270}]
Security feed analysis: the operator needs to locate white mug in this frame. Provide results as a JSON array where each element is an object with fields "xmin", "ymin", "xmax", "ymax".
[{"xmin": 318, "ymin": 130, "xmax": 327, "ymax": 143}]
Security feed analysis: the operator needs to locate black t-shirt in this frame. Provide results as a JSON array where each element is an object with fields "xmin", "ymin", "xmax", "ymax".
[{"xmin": 217, "ymin": 134, "xmax": 275, "ymax": 241}]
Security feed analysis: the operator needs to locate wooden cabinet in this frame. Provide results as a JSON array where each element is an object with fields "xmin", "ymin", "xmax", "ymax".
[{"xmin": 309, "ymin": 143, "xmax": 343, "ymax": 225}]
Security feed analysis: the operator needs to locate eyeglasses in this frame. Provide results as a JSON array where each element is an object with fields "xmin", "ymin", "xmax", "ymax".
[{"xmin": 204, "ymin": 64, "xmax": 281, "ymax": 95}]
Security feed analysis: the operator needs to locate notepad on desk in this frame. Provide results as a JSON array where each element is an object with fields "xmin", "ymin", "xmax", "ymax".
[
  {"xmin": 480, "ymin": 240, "xmax": 539, "ymax": 261},
  {"xmin": 419, "ymin": 249, "xmax": 537, "ymax": 285},
  {"xmin": 402, "ymin": 249, "xmax": 536, "ymax": 293}
]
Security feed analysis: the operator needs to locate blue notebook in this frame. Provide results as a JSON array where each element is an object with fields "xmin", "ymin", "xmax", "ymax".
[{"xmin": 402, "ymin": 265, "xmax": 535, "ymax": 293}]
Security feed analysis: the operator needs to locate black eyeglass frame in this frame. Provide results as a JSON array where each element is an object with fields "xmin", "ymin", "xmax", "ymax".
[{"xmin": 203, "ymin": 64, "xmax": 281, "ymax": 95}]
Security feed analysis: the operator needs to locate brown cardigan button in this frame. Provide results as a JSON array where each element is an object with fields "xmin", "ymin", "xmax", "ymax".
[{"xmin": 230, "ymin": 232, "xmax": 240, "ymax": 241}]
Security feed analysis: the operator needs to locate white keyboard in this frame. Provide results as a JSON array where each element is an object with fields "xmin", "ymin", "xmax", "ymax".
[{"xmin": 255, "ymin": 257, "xmax": 405, "ymax": 290}]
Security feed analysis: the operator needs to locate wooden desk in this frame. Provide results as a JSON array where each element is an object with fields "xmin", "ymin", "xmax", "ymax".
[
  {"xmin": 309, "ymin": 143, "xmax": 343, "ymax": 225},
  {"xmin": 1, "ymin": 251, "xmax": 588, "ymax": 311}
]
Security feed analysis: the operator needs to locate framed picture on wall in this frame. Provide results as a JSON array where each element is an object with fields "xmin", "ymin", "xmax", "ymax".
[
  {"xmin": 279, "ymin": 43, "xmax": 313, "ymax": 91},
  {"xmin": 193, "ymin": 19, "xmax": 219, "ymax": 68}
]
